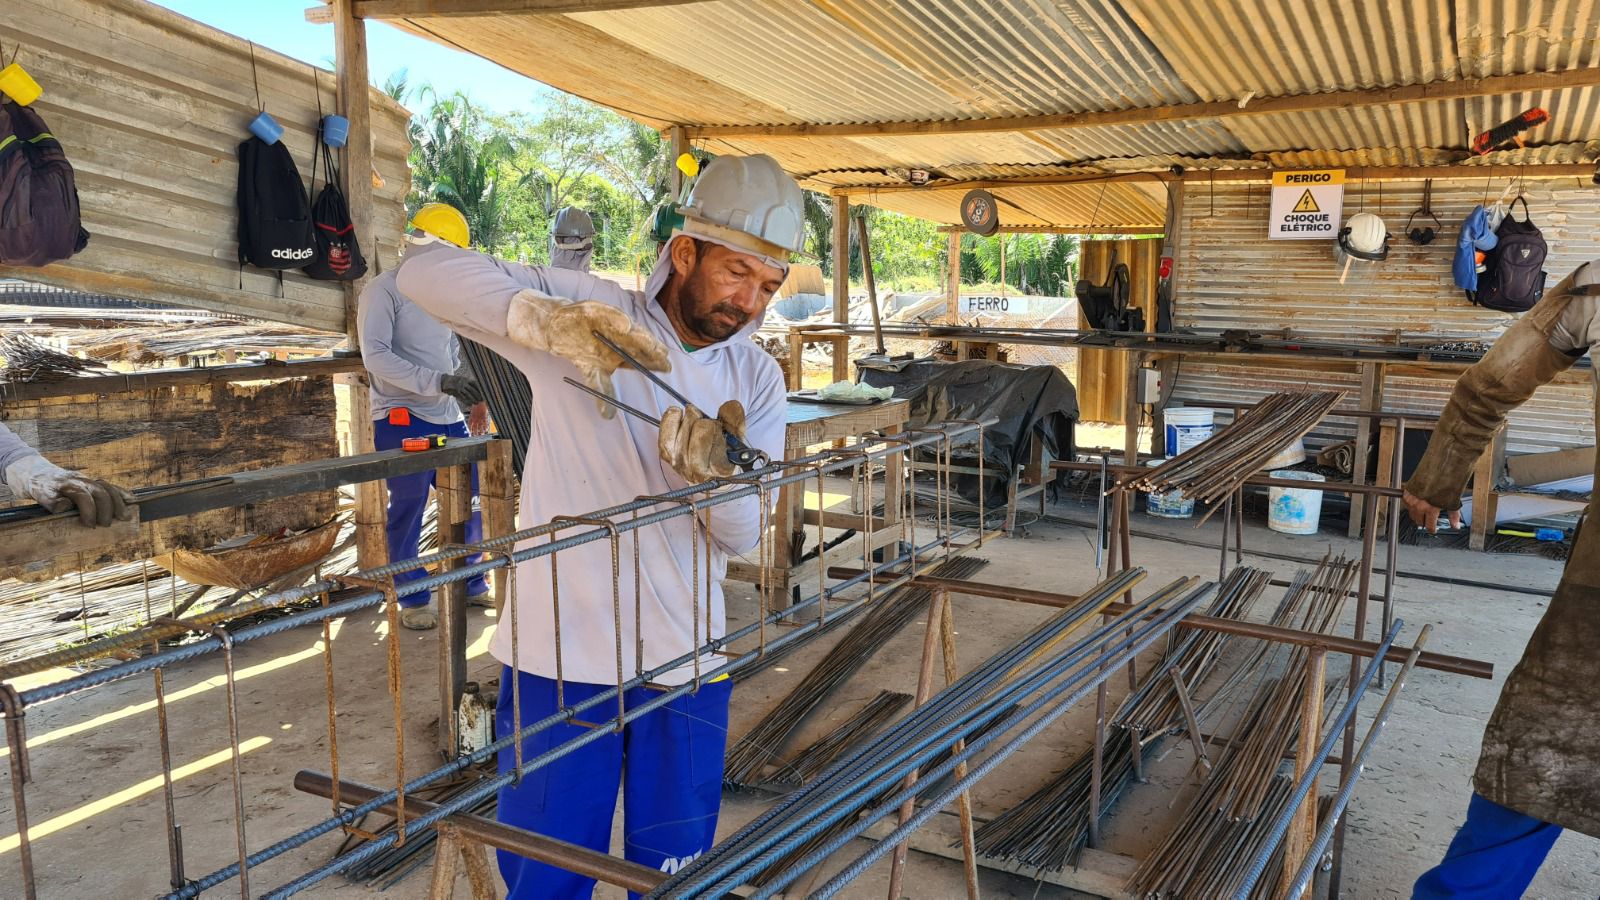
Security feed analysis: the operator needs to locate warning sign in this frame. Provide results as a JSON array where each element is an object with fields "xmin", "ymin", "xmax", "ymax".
[{"xmin": 1268, "ymin": 169, "xmax": 1344, "ymax": 240}]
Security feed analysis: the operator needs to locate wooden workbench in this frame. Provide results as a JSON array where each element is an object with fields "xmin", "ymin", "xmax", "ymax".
[{"xmin": 727, "ymin": 398, "xmax": 912, "ymax": 597}]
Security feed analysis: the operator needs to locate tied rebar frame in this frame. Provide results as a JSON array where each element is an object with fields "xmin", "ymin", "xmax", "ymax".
[{"xmin": 0, "ymin": 421, "xmax": 990, "ymax": 900}]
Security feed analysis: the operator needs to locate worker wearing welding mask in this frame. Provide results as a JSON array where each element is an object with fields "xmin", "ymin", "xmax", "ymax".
[
  {"xmin": 550, "ymin": 205, "xmax": 597, "ymax": 273},
  {"xmin": 398, "ymin": 154, "xmax": 798, "ymax": 898},
  {"xmin": 359, "ymin": 203, "xmax": 492, "ymax": 630},
  {"xmin": 1404, "ymin": 262, "xmax": 1600, "ymax": 897},
  {"xmin": 0, "ymin": 422, "xmax": 134, "ymax": 527}
]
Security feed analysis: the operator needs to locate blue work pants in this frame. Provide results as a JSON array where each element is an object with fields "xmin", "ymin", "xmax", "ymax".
[
  {"xmin": 1412, "ymin": 792, "xmax": 1563, "ymax": 898},
  {"xmin": 371, "ymin": 415, "xmax": 486, "ymax": 607},
  {"xmin": 494, "ymin": 668, "xmax": 733, "ymax": 899}
]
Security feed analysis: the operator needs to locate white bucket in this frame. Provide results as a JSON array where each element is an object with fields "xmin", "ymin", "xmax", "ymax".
[
  {"xmin": 1144, "ymin": 459, "xmax": 1195, "ymax": 519},
  {"xmin": 1268, "ymin": 470, "xmax": 1326, "ymax": 535},
  {"xmin": 1165, "ymin": 408, "xmax": 1215, "ymax": 457},
  {"xmin": 1262, "ymin": 438, "xmax": 1307, "ymax": 471}
]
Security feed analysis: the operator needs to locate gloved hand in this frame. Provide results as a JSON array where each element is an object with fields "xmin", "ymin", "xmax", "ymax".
[
  {"xmin": 506, "ymin": 289, "xmax": 670, "ymax": 418},
  {"xmin": 4, "ymin": 454, "xmax": 135, "ymax": 528},
  {"xmin": 439, "ymin": 373, "xmax": 485, "ymax": 407},
  {"xmin": 659, "ymin": 400, "xmax": 746, "ymax": 484}
]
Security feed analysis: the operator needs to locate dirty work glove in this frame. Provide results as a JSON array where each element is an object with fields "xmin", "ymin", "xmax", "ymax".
[
  {"xmin": 506, "ymin": 289, "xmax": 670, "ymax": 418},
  {"xmin": 659, "ymin": 400, "xmax": 747, "ymax": 485},
  {"xmin": 4, "ymin": 454, "xmax": 135, "ymax": 528},
  {"xmin": 439, "ymin": 373, "xmax": 485, "ymax": 407}
]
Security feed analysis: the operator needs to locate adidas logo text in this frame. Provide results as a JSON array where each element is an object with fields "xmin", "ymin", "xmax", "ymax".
[{"xmin": 271, "ymin": 247, "xmax": 315, "ymax": 261}]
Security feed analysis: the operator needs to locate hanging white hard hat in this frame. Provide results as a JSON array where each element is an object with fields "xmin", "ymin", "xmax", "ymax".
[
  {"xmin": 1338, "ymin": 212, "xmax": 1390, "ymax": 261},
  {"xmin": 677, "ymin": 154, "xmax": 806, "ymax": 267},
  {"xmin": 551, "ymin": 206, "xmax": 595, "ymax": 250}
]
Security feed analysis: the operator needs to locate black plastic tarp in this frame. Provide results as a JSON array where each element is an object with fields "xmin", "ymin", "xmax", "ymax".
[{"xmin": 860, "ymin": 359, "xmax": 1077, "ymax": 504}]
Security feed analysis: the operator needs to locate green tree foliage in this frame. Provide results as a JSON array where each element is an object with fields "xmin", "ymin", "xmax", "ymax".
[{"xmin": 964, "ymin": 233, "xmax": 1079, "ymax": 295}]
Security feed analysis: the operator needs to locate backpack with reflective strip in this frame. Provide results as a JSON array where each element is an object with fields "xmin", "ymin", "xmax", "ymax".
[{"xmin": 0, "ymin": 99, "xmax": 89, "ymax": 267}]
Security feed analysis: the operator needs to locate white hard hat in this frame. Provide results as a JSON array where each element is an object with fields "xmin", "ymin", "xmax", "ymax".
[
  {"xmin": 552, "ymin": 206, "xmax": 595, "ymax": 249},
  {"xmin": 678, "ymin": 154, "xmax": 806, "ymax": 265},
  {"xmin": 1338, "ymin": 212, "xmax": 1390, "ymax": 261}
]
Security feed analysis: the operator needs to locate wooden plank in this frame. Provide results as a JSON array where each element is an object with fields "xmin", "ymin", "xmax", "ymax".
[
  {"xmin": 689, "ymin": 67, "xmax": 1600, "ymax": 140},
  {"xmin": 480, "ymin": 439, "xmax": 517, "ymax": 615},
  {"xmin": 322, "ymin": 0, "xmax": 713, "ymax": 19},
  {"xmin": 436, "ymin": 462, "xmax": 473, "ymax": 755},
  {"xmin": 831, "ymin": 196, "xmax": 850, "ymax": 383},
  {"xmin": 1347, "ymin": 364, "xmax": 1385, "ymax": 539},
  {"xmin": 783, "ymin": 399, "xmax": 911, "ymax": 450},
  {"xmin": 936, "ymin": 224, "xmax": 1165, "ymax": 235},
  {"xmin": 1469, "ymin": 427, "xmax": 1507, "ymax": 552},
  {"xmin": 1283, "ymin": 649, "xmax": 1327, "ymax": 898},
  {"xmin": 945, "ymin": 231, "xmax": 961, "ymax": 323},
  {"xmin": 0, "ymin": 357, "xmax": 361, "ymax": 402}
]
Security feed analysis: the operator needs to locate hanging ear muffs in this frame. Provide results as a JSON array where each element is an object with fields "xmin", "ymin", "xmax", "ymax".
[{"xmin": 1406, "ymin": 179, "xmax": 1441, "ymax": 245}]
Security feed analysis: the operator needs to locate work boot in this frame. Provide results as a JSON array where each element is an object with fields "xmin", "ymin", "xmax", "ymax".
[
  {"xmin": 400, "ymin": 602, "xmax": 438, "ymax": 630},
  {"xmin": 466, "ymin": 588, "xmax": 493, "ymax": 609}
]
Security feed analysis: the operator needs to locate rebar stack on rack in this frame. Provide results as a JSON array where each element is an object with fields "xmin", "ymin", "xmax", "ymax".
[
  {"xmin": 0, "ymin": 332, "xmax": 107, "ymax": 383},
  {"xmin": 654, "ymin": 571, "xmax": 1218, "ymax": 898},
  {"xmin": 975, "ymin": 567, "xmax": 1274, "ymax": 874},
  {"xmin": 1129, "ymin": 390, "xmax": 1345, "ymax": 523},
  {"xmin": 459, "ymin": 338, "xmax": 533, "ymax": 475},
  {"xmin": 1128, "ymin": 555, "xmax": 1360, "ymax": 898},
  {"xmin": 723, "ymin": 556, "xmax": 990, "ymax": 788}
]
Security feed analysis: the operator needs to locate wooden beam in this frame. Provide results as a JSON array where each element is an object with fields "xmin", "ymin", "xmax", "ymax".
[
  {"xmin": 685, "ymin": 67, "xmax": 1600, "ymax": 140},
  {"xmin": 935, "ymin": 224, "xmax": 1165, "ymax": 235},
  {"xmin": 308, "ymin": 0, "xmax": 710, "ymax": 21},
  {"xmin": 0, "ymin": 357, "xmax": 361, "ymax": 402},
  {"xmin": 830, "ymin": 195, "xmax": 850, "ymax": 384},
  {"xmin": 836, "ymin": 164, "xmax": 1595, "ymax": 197},
  {"xmin": 945, "ymin": 230, "xmax": 961, "ymax": 322}
]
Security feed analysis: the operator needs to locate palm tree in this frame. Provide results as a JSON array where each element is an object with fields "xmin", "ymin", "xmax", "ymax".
[{"xmin": 406, "ymin": 87, "xmax": 513, "ymax": 250}]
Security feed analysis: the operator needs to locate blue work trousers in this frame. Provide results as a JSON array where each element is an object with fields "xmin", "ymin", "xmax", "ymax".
[
  {"xmin": 494, "ymin": 668, "xmax": 733, "ymax": 899},
  {"xmin": 1412, "ymin": 793, "xmax": 1563, "ymax": 898},
  {"xmin": 372, "ymin": 416, "xmax": 486, "ymax": 607}
]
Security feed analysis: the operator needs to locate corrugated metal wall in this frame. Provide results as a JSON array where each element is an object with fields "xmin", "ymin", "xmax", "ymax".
[
  {"xmin": 1076, "ymin": 238, "xmax": 1160, "ymax": 423},
  {"xmin": 1, "ymin": 0, "xmax": 412, "ymax": 332},
  {"xmin": 1170, "ymin": 177, "xmax": 1599, "ymax": 454}
]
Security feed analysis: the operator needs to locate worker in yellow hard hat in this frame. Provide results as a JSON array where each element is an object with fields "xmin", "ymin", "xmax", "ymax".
[
  {"xmin": 407, "ymin": 202, "xmax": 470, "ymax": 249},
  {"xmin": 357, "ymin": 200, "xmax": 488, "ymax": 630}
]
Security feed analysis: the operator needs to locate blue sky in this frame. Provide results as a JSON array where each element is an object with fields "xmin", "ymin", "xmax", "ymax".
[{"xmin": 152, "ymin": 1, "xmax": 552, "ymax": 114}]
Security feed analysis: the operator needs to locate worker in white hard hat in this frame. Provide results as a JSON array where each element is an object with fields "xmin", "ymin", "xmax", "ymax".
[
  {"xmin": 398, "ymin": 154, "xmax": 802, "ymax": 897},
  {"xmin": 1, "ymin": 422, "xmax": 134, "ymax": 527},
  {"xmin": 550, "ymin": 205, "xmax": 596, "ymax": 272},
  {"xmin": 359, "ymin": 202, "xmax": 491, "ymax": 630}
]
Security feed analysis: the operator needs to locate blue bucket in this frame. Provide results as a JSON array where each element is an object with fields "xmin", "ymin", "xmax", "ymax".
[
  {"xmin": 248, "ymin": 110, "xmax": 284, "ymax": 145},
  {"xmin": 321, "ymin": 114, "xmax": 349, "ymax": 148}
]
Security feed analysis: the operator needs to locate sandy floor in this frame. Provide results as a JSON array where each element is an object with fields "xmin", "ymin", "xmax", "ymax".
[{"xmin": 2, "ymin": 489, "xmax": 1597, "ymax": 898}]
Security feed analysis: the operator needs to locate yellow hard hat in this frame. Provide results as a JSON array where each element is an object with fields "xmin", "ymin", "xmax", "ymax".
[{"xmin": 408, "ymin": 202, "xmax": 470, "ymax": 248}]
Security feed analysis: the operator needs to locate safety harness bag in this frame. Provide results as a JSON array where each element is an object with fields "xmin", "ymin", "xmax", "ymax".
[
  {"xmin": 0, "ymin": 99, "xmax": 90, "ymax": 267},
  {"xmin": 1468, "ymin": 197, "xmax": 1548, "ymax": 313},
  {"xmin": 236, "ymin": 135, "xmax": 316, "ymax": 269},
  {"xmin": 302, "ymin": 142, "xmax": 366, "ymax": 281}
]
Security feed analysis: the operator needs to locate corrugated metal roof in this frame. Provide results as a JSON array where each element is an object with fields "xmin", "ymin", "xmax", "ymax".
[{"xmin": 384, "ymin": 0, "xmax": 1600, "ymax": 229}]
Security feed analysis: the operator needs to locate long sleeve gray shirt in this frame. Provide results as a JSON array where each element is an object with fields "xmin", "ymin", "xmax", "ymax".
[
  {"xmin": 357, "ymin": 242, "xmax": 465, "ymax": 424},
  {"xmin": 0, "ymin": 422, "xmax": 41, "ymax": 487}
]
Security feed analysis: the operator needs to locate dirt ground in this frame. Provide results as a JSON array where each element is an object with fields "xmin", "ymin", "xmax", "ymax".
[{"xmin": 2, "ymin": 488, "xmax": 1598, "ymax": 898}]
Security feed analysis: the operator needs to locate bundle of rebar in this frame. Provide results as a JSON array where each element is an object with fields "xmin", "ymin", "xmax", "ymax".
[
  {"xmin": 1127, "ymin": 556, "xmax": 1360, "ymax": 897},
  {"xmin": 0, "ymin": 332, "xmax": 107, "ymax": 382},
  {"xmin": 772, "ymin": 690, "xmax": 912, "ymax": 785},
  {"xmin": 973, "ymin": 727, "xmax": 1149, "ymax": 873},
  {"xmin": 722, "ymin": 555, "xmax": 990, "ymax": 788},
  {"xmin": 659, "ymin": 570, "xmax": 1213, "ymax": 898},
  {"xmin": 459, "ymin": 338, "xmax": 532, "ymax": 475},
  {"xmin": 1114, "ymin": 566, "xmax": 1273, "ymax": 735},
  {"xmin": 1130, "ymin": 391, "xmax": 1344, "ymax": 521}
]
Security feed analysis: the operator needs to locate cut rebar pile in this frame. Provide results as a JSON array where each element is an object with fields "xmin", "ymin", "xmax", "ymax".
[
  {"xmin": 973, "ymin": 727, "xmax": 1150, "ymax": 873},
  {"xmin": 0, "ymin": 332, "xmax": 107, "ymax": 383},
  {"xmin": 1113, "ymin": 566, "xmax": 1273, "ymax": 736},
  {"xmin": 460, "ymin": 337, "xmax": 532, "ymax": 476},
  {"xmin": 723, "ymin": 555, "xmax": 990, "ymax": 788},
  {"xmin": 1127, "ymin": 555, "xmax": 1360, "ymax": 898},
  {"xmin": 772, "ymin": 690, "xmax": 912, "ymax": 785},
  {"xmin": 1130, "ymin": 390, "xmax": 1344, "ymax": 522}
]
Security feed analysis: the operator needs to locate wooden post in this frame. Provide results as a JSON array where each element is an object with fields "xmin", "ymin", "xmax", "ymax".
[
  {"xmin": 786, "ymin": 329, "xmax": 804, "ymax": 391},
  {"xmin": 886, "ymin": 586, "xmax": 949, "ymax": 900},
  {"xmin": 1469, "ymin": 426, "xmax": 1506, "ymax": 551},
  {"xmin": 667, "ymin": 126, "xmax": 688, "ymax": 200},
  {"xmin": 1347, "ymin": 363, "xmax": 1386, "ymax": 539},
  {"xmin": 831, "ymin": 195, "xmax": 850, "ymax": 384},
  {"xmin": 480, "ymin": 439, "xmax": 516, "ymax": 616},
  {"xmin": 436, "ymin": 463, "xmax": 473, "ymax": 756},
  {"xmin": 1282, "ymin": 648, "xmax": 1327, "ymax": 899},
  {"xmin": 946, "ymin": 230, "xmax": 962, "ymax": 322},
  {"xmin": 1122, "ymin": 350, "xmax": 1145, "ymax": 466},
  {"xmin": 334, "ymin": 0, "xmax": 386, "ymax": 570}
]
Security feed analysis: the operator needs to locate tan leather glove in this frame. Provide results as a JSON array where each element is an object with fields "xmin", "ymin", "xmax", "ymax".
[
  {"xmin": 659, "ymin": 400, "xmax": 747, "ymax": 484},
  {"xmin": 506, "ymin": 289, "xmax": 671, "ymax": 418},
  {"xmin": 4, "ymin": 454, "xmax": 135, "ymax": 528}
]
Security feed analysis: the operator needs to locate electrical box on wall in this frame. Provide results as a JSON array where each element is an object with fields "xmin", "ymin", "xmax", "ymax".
[{"xmin": 1136, "ymin": 367, "xmax": 1162, "ymax": 405}]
